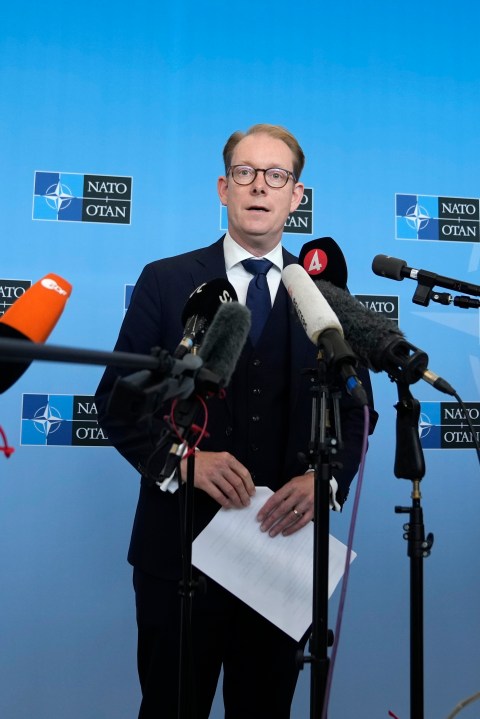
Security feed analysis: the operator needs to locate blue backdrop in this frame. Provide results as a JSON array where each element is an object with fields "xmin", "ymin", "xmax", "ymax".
[{"xmin": 1, "ymin": 2, "xmax": 479, "ymax": 717}]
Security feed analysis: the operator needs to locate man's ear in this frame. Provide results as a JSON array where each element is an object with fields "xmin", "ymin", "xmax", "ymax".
[
  {"xmin": 217, "ymin": 175, "xmax": 228, "ymax": 206},
  {"xmin": 290, "ymin": 182, "xmax": 305, "ymax": 213}
]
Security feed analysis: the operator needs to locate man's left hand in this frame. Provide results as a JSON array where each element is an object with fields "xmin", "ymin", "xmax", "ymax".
[{"xmin": 256, "ymin": 473, "xmax": 314, "ymax": 537}]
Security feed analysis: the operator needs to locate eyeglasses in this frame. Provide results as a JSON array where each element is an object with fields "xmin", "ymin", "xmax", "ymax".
[{"xmin": 228, "ymin": 165, "xmax": 297, "ymax": 188}]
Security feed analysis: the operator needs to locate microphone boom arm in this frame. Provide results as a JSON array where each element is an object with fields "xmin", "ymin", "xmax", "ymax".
[
  {"xmin": 0, "ymin": 336, "xmax": 223, "ymax": 422},
  {"xmin": 372, "ymin": 254, "xmax": 480, "ymax": 304}
]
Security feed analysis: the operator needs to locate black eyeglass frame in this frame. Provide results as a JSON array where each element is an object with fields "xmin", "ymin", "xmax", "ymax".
[{"xmin": 227, "ymin": 164, "xmax": 297, "ymax": 188}]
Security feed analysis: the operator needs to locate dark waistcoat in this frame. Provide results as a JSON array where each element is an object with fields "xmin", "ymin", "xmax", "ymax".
[{"xmin": 229, "ymin": 281, "xmax": 290, "ymax": 490}]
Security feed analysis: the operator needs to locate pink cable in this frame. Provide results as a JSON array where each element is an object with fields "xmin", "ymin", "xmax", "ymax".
[{"xmin": 321, "ymin": 404, "xmax": 370, "ymax": 719}]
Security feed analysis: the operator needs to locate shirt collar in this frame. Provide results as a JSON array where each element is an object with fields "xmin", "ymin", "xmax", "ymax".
[{"xmin": 223, "ymin": 231, "xmax": 283, "ymax": 272}]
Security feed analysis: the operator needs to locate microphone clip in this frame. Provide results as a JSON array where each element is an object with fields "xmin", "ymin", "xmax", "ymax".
[
  {"xmin": 411, "ymin": 279, "xmax": 435, "ymax": 307},
  {"xmin": 382, "ymin": 335, "xmax": 429, "ymax": 386}
]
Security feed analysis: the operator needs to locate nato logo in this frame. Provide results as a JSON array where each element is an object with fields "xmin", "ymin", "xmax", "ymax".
[
  {"xmin": 32, "ymin": 172, "xmax": 132, "ymax": 224},
  {"xmin": 419, "ymin": 401, "xmax": 480, "ymax": 450},
  {"xmin": 354, "ymin": 294, "xmax": 399, "ymax": 326},
  {"xmin": 0, "ymin": 279, "xmax": 31, "ymax": 317},
  {"xmin": 396, "ymin": 194, "xmax": 479, "ymax": 243},
  {"xmin": 219, "ymin": 187, "xmax": 314, "ymax": 235},
  {"xmin": 21, "ymin": 394, "xmax": 110, "ymax": 446},
  {"xmin": 284, "ymin": 188, "xmax": 314, "ymax": 234}
]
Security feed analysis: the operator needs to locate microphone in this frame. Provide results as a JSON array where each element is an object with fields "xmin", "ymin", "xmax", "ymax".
[
  {"xmin": 282, "ymin": 264, "xmax": 368, "ymax": 407},
  {"xmin": 299, "ymin": 237, "xmax": 348, "ymax": 289},
  {"xmin": 106, "ymin": 301, "xmax": 251, "ymax": 428},
  {"xmin": 157, "ymin": 301, "xmax": 251, "ymax": 487},
  {"xmin": 175, "ymin": 278, "xmax": 238, "ymax": 358},
  {"xmin": 0, "ymin": 273, "xmax": 72, "ymax": 393},
  {"xmin": 198, "ymin": 301, "xmax": 251, "ymax": 387},
  {"xmin": 315, "ymin": 278, "xmax": 456, "ymax": 396},
  {"xmin": 372, "ymin": 254, "xmax": 480, "ymax": 298}
]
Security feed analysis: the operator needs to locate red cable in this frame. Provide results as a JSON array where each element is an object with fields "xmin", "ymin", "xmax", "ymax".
[
  {"xmin": 0, "ymin": 425, "xmax": 15, "ymax": 458},
  {"xmin": 168, "ymin": 395, "xmax": 209, "ymax": 457}
]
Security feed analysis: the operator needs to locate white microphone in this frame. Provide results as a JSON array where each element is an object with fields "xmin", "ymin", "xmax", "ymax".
[
  {"xmin": 282, "ymin": 264, "xmax": 344, "ymax": 343},
  {"xmin": 282, "ymin": 264, "xmax": 368, "ymax": 406}
]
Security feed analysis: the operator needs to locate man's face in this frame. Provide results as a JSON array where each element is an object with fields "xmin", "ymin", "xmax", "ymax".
[{"xmin": 217, "ymin": 133, "xmax": 304, "ymax": 254}]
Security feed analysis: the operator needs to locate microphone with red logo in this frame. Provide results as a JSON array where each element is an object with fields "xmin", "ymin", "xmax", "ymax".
[
  {"xmin": 298, "ymin": 237, "xmax": 348, "ymax": 289},
  {"xmin": 0, "ymin": 273, "xmax": 72, "ymax": 393}
]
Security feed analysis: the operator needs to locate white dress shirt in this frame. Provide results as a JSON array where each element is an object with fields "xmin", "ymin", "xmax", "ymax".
[{"xmin": 223, "ymin": 232, "xmax": 283, "ymax": 306}]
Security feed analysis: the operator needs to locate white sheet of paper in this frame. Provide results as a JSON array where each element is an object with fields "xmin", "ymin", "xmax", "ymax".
[{"xmin": 192, "ymin": 486, "xmax": 356, "ymax": 641}]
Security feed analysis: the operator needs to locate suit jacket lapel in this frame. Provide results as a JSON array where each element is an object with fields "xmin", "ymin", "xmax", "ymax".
[
  {"xmin": 187, "ymin": 238, "xmax": 236, "ymax": 417},
  {"xmin": 189, "ymin": 237, "xmax": 228, "ymax": 288}
]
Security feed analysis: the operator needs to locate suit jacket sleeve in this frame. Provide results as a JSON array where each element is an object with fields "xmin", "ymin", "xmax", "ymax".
[
  {"xmin": 332, "ymin": 365, "xmax": 377, "ymax": 506},
  {"xmin": 95, "ymin": 261, "xmax": 189, "ymax": 482}
]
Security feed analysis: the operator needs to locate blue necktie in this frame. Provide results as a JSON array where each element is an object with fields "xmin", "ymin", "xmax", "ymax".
[{"xmin": 241, "ymin": 258, "xmax": 274, "ymax": 345}]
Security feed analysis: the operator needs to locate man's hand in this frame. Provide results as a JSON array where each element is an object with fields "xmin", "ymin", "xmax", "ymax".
[
  {"xmin": 180, "ymin": 451, "xmax": 255, "ymax": 508},
  {"xmin": 256, "ymin": 473, "xmax": 314, "ymax": 537}
]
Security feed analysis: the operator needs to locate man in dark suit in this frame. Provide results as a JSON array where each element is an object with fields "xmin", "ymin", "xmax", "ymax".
[{"xmin": 95, "ymin": 123, "xmax": 377, "ymax": 718}]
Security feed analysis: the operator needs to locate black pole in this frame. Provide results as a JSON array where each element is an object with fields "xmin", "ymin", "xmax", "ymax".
[
  {"xmin": 393, "ymin": 383, "xmax": 433, "ymax": 719},
  {"xmin": 155, "ymin": 394, "xmax": 211, "ymax": 719},
  {"xmin": 395, "ymin": 485, "xmax": 434, "ymax": 719},
  {"xmin": 297, "ymin": 360, "xmax": 343, "ymax": 719},
  {"xmin": 0, "ymin": 336, "xmax": 163, "ymax": 369},
  {"xmin": 178, "ymin": 450, "xmax": 199, "ymax": 719},
  {"xmin": 310, "ymin": 452, "xmax": 333, "ymax": 718}
]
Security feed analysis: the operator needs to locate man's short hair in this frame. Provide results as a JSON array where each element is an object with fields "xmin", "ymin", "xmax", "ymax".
[{"xmin": 223, "ymin": 124, "xmax": 305, "ymax": 180}]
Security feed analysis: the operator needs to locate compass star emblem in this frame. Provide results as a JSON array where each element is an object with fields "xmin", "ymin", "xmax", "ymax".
[
  {"xmin": 418, "ymin": 412, "xmax": 433, "ymax": 440},
  {"xmin": 33, "ymin": 403, "xmax": 63, "ymax": 436},
  {"xmin": 44, "ymin": 181, "xmax": 74, "ymax": 212},
  {"xmin": 405, "ymin": 203, "xmax": 430, "ymax": 231}
]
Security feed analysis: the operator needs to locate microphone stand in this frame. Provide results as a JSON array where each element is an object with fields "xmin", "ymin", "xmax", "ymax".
[
  {"xmin": 178, "ymin": 449, "xmax": 197, "ymax": 719},
  {"xmin": 393, "ymin": 380, "xmax": 433, "ymax": 719},
  {"xmin": 298, "ymin": 355, "xmax": 343, "ymax": 719},
  {"xmin": 157, "ymin": 395, "xmax": 209, "ymax": 719}
]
